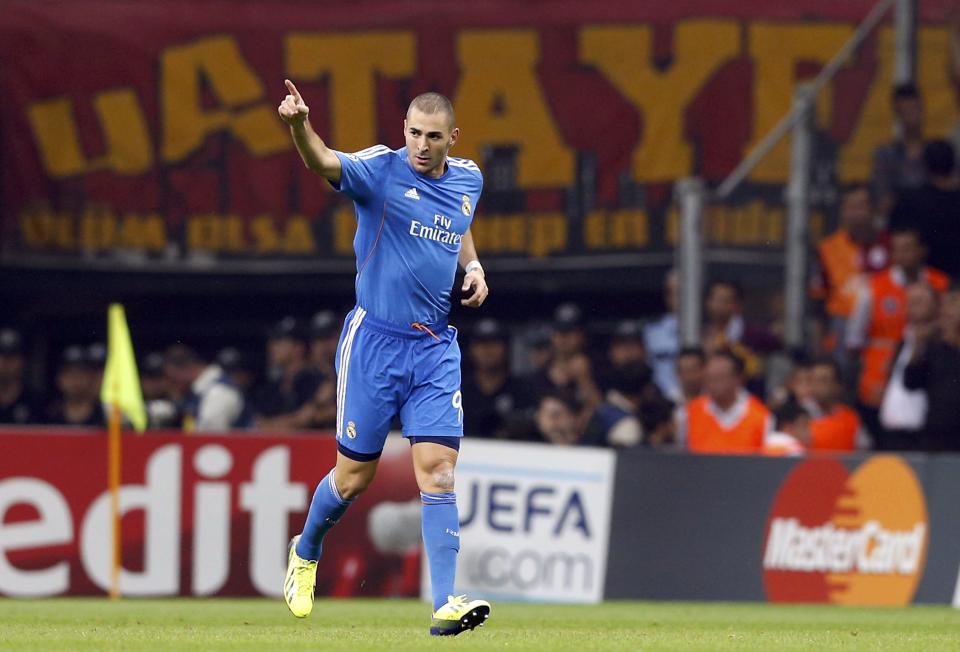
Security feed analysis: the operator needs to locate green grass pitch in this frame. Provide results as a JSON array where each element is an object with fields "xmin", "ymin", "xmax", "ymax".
[{"xmin": 2, "ymin": 598, "xmax": 959, "ymax": 651}]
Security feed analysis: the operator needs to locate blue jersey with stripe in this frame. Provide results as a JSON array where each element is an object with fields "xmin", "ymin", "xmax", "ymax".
[{"xmin": 331, "ymin": 146, "xmax": 483, "ymax": 325}]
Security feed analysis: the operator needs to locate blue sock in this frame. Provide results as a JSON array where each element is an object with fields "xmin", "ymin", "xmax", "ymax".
[
  {"xmin": 421, "ymin": 491, "xmax": 460, "ymax": 611},
  {"xmin": 296, "ymin": 469, "xmax": 352, "ymax": 561}
]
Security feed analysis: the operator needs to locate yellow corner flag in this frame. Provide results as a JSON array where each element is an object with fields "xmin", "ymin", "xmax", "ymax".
[{"xmin": 100, "ymin": 304, "xmax": 147, "ymax": 433}]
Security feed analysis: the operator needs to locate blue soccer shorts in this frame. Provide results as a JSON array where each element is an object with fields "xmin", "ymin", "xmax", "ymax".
[{"xmin": 334, "ymin": 307, "xmax": 463, "ymax": 460}]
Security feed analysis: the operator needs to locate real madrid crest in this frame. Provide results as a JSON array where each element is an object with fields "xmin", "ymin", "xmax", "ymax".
[
  {"xmin": 347, "ymin": 421, "xmax": 357, "ymax": 439},
  {"xmin": 461, "ymin": 194, "xmax": 472, "ymax": 216}
]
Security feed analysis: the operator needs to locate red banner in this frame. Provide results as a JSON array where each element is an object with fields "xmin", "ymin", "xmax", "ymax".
[
  {"xmin": 0, "ymin": 430, "xmax": 421, "ymax": 597},
  {"xmin": 1, "ymin": 1, "xmax": 958, "ymax": 271}
]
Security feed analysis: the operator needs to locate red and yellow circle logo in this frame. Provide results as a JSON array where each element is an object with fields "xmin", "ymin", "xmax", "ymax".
[{"xmin": 762, "ymin": 455, "xmax": 928, "ymax": 605}]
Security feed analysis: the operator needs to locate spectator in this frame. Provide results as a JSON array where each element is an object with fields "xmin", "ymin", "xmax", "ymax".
[
  {"xmin": 600, "ymin": 319, "xmax": 646, "ymax": 392},
  {"xmin": 879, "ymin": 283, "xmax": 939, "ymax": 450},
  {"xmin": 676, "ymin": 346, "xmax": 706, "ymax": 404},
  {"xmin": 638, "ymin": 397, "xmax": 677, "ymax": 449},
  {"xmin": 0, "ymin": 328, "xmax": 41, "ymax": 425},
  {"xmin": 523, "ymin": 326, "xmax": 552, "ymax": 376},
  {"xmin": 217, "ymin": 347, "xmax": 258, "ymax": 398},
  {"xmin": 307, "ymin": 311, "xmax": 340, "ymax": 430},
  {"xmin": 702, "ymin": 280, "xmax": 780, "ymax": 392},
  {"xmin": 533, "ymin": 391, "xmax": 581, "ymax": 446},
  {"xmin": 889, "ymin": 140, "xmax": 960, "ymax": 281},
  {"xmin": 164, "ymin": 344, "xmax": 246, "ymax": 432},
  {"xmin": 252, "ymin": 316, "xmax": 323, "ymax": 430},
  {"xmin": 644, "ymin": 269, "xmax": 680, "ymax": 400},
  {"xmin": 871, "ymin": 83, "xmax": 927, "ymax": 216},
  {"xmin": 764, "ymin": 400, "xmax": 809, "ymax": 456},
  {"xmin": 141, "ymin": 351, "xmax": 180, "ymax": 429},
  {"xmin": 807, "ymin": 358, "xmax": 864, "ymax": 452},
  {"xmin": 584, "ymin": 361, "xmax": 649, "ymax": 448},
  {"xmin": 903, "ymin": 286, "xmax": 960, "ymax": 451},
  {"xmin": 810, "ymin": 186, "xmax": 889, "ymax": 362},
  {"xmin": 769, "ymin": 355, "xmax": 814, "ymax": 410},
  {"xmin": 677, "ymin": 349, "xmax": 773, "ymax": 454},
  {"xmin": 46, "ymin": 345, "xmax": 105, "ymax": 427},
  {"xmin": 461, "ymin": 319, "xmax": 532, "ymax": 440},
  {"xmin": 531, "ymin": 303, "xmax": 602, "ymax": 423},
  {"xmin": 847, "ymin": 226, "xmax": 949, "ymax": 438}
]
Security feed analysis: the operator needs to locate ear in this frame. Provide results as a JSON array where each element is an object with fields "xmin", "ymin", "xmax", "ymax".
[
  {"xmin": 448, "ymin": 126, "xmax": 460, "ymax": 150},
  {"xmin": 403, "ymin": 118, "xmax": 408, "ymax": 136}
]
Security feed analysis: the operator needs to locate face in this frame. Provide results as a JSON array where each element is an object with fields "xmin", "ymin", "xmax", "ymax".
[
  {"xmin": 0, "ymin": 353, "xmax": 23, "ymax": 384},
  {"xmin": 941, "ymin": 291, "xmax": 960, "ymax": 331},
  {"xmin": 890, "ymin": 232, "xmax": 925, "ymax": 272},
  {"xmin": 704, "ymin": 356, "xmax": 740, "ymax": 405},
  {"xmin": 58, "ymin": 365, "xmax": 95, "ymax": 401},
  {"xmin": 608, "ymin": 340, "xmax": 644, "ymax": 367},
  {"xmin": 677, "ymin": 354, "xmax": 705, "ymax": 399},
  {"xmin": 470, "ymin": 339, "xmax": 507, "ymax": 371},
  {"xmin": 551, "ymin": 329, "xmax": 584, "ymax": 357},
  {"xmin": 894, "ymin": 97, "xmax": 923, "ymax": 134},
  {"xmin": 404, "ymin": 108, "xmax": 458, "ymax": 179},
  {"xmin": 268, "ymin": 338, "xmax": 302, "ymax": 369},
  {"xmin": 789, "ymin": 366, "xmax": 814, "ymax": 403},
  {"xmin": 706, "ymin": 285, "xmax": 739, "ymax": 324},
  {"xmin": 141, "ymin": 375, "xmax": 168, "ymax": 401},
  {"xmin": 535, "ymin": 397, "xmax": 579, "ymax": 445},
  {"xmin": 309, "ymin": 336, "xmax": 338, "ymax": 370},
  {"xmin": 809, "ymin": 364, "xmax": 839, "ymax": 407},
  {"xmin": 906, "ymin": 284, "xmax": 938, "ymax": 325},
  {"xmin": 841, "ymin": 189, "xmax": 873, "ymax": 237}
]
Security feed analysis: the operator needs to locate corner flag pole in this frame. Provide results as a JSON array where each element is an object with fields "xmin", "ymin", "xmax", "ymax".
[
  {"xmin": 108, "ymin": 398, "xmax": 122, "ymax": 599},
  {"xmin": 100, "ymin": 303, "xmax": 148, "ymax": 600}
]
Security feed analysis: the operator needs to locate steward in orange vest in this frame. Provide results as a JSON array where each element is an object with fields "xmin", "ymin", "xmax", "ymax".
[
  {"xmin": 847, "ymin": 228, "xmax": 949, "ymax": 408},
  {"xmin": 807, "ymin": 358, "xmax": 863, "ymax": 451},
  {"xmin": 680, "ymin": 350, "xmax": 772, "ymax": 454}
]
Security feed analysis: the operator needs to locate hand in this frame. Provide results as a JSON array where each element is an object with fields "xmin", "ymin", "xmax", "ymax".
[
  {"xmin": 460, "ymin": 269, "xmax": 488, "ymax": 307},
  {"xmin": 278, "ymin": 79, "xmax": 309, "ymax": 125}
]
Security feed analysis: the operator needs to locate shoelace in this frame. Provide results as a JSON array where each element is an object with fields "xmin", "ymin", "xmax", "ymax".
[{"xmin": 293, "ymin": 563, "xmax": 316, "ymax": 597}]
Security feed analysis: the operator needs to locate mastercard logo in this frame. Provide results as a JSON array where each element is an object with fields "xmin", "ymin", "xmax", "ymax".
[{"xmin": 762, "ymin": 455, "xmax": 928, "ymax": 605}]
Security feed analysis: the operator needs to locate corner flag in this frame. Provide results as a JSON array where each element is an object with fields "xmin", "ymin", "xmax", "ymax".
[{"xmin": 100, "ymin": 304, "xmax": 147, "ymax": 433}]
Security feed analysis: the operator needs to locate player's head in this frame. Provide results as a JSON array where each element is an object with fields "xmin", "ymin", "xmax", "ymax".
[{"xmin": 404, "ymin": 92, "xmax": 459, "ymax": 178}]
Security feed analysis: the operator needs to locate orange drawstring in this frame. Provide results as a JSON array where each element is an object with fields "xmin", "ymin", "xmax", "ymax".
[{"xmin": 411, "ymin": 322, "xmax": 441, "ymax": 341}]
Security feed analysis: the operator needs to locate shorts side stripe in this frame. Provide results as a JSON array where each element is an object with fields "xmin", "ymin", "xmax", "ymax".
[{"xmin": 336, "ymin": 308, "xmax": 366, "ymax": 438}]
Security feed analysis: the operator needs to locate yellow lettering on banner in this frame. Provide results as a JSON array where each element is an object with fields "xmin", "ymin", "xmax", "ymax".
[
  {"xmin": 453, "ymin": 31, "xmax": 574, "ymax": 187},
  {"xmin": 27, "ymin": 90, "xmax": 153, "ymax": 178},
  {"xmin": 187, "ymin": 215, "xmax": 220, "ymax": 251},
  {"xmin": 283, "ymin": 216, "xmax": 317, "ymax": 253},
  {"xmin": 580, "ymin": 22, "xmax": 740, "ymax": 183},
  {"xmin": 584, "ymin": 210, "xmax": 649, "ymax": 249},
  {"xmin": 334, "ymin": 207, "xmax": 357, "ymax": 255},
  {"xmin": 223, "ymin": 215, "xmax": 246, "ymax": 252},
  {"xmin": 286, "ymin": 33, "xmax": 415, "ymax": 151},
  {"xmin": 747, "ymin": 23, "xmax": 852, "ymax": 182},
  {"xmin": 19, "ymin": 205, "xmax": 74, "ymax": 249},
  {"xmin": 470, "ymin": 213, "xmax": 567, "ymax": 257},
  {"xmin": 80, "ymin": 206, "xmax": 117, "ymax": 251},
  {"xmin": 251, "ymin": 215, "xmax": 281, "ymax": 253},
  {"xmin": 161, "ymin": 36, "xmax": 288, "ymax": 162},
  {"xmin": 666, "ymin": 202, "xmax": 788, "ymax": 246},
  {"xmin": 840, "ymin": 27, "xmax": 960, "ymax": 182}
]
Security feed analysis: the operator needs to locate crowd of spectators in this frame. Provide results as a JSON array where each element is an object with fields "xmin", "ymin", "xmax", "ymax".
[{"xmin": 1, "ymin": 83, "xmax": 958, "ymax": 455}]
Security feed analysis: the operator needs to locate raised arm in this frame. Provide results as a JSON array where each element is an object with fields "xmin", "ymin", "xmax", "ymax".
[
  {"xmin": 278, "ymin": 79, "xmax": 342, "ymax": 183},
  {"xmin": 459, "ymin": 228, "xmax": 488, "ymax": 308}
]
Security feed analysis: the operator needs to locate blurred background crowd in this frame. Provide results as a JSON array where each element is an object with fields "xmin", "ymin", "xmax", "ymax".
[{"xmin": 3, "ymin": 91, "xmax": 960, "ymax": 456}]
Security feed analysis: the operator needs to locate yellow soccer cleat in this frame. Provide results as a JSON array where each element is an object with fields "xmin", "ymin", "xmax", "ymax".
[
  {"xmin": 430, "ymin": 594, "xmax": 491, "ymax": 636},
  {"xmin": 283, "ymin": 535, "xmax": 317, "ymax": 618}
]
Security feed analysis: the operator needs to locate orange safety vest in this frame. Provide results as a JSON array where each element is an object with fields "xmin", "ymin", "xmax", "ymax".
[
  {"xmin": 858, "ymin": 267, "xmax": 949, "ymax": 406},
  {"xmin": 810, "ymin": 404, "xmax": 860, "ymax": 451},
  {"xmin": 817, "ymin": 231, "xmax": 864, "ymax": 318},
  {"xmin": 686, "ymin": 394, "xmax": 770, "ymax": 454}
]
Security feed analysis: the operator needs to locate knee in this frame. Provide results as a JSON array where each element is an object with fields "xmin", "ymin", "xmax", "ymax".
[
  {"xmin": 335, "ymin": 470, "xmax": 373, "ymax": 500},
  {"xmin": 425, "ymin": 460, "xmax": 456, "ymax": 493}
]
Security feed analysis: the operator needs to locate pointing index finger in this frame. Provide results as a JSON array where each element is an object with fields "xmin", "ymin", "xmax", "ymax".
[{"xmin": 284, "ymin": 79, "xmax": 302, "ymax": 102}]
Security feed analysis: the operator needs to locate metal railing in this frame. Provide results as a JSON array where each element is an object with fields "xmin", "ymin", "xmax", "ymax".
[{"xmin": 675, "ymin": 0, "xmax": 916, "ymax": 350}]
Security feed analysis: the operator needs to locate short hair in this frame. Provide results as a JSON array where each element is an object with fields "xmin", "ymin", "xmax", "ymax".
[
  {"xmin": 923, "ymin": 139, "xmax": 956, "ymax": 178},
  {"xmin": 775, "ymin": 399, "xmax": 809, "ymax": 430},
  {"xmin": 678, "ymin": 346, "xmax": 706, "ymax": 364},
  {"xmin": 407, "ymin": 92, "xmax": 455, "ymax": 128},
  {"xmin": 892, "ymin": 83, "xmax": 920, "ymax": 103},
  {"xmin": 708, "ymin": 348, "xmax": 745, "ymax": 376},
  {"xmin": 608, "ymin": 362, "xmax": 652, "ymax": 396},
  {"xmin": 706, "ymin": 279, "xmax": 743, "ymax": 302}
]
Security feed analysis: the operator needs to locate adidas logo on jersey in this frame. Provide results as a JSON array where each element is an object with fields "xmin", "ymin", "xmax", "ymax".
[{"xmin": 404, "ymin": 188, "xmax": 420, "ymax": 200}]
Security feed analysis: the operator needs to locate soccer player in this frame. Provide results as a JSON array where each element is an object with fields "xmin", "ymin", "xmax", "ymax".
[{"xmin": 277, "ymin": 80, "xmax": 490, "ymax": 636}]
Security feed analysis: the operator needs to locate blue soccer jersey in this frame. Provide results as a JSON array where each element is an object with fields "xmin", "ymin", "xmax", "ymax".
[{"xmin": 332, "ymin": 145, "xmax": 483, "ymax": 326}]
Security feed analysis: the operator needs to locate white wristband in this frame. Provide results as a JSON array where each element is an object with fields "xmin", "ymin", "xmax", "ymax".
[{"xmin": 465, "ymin": 260, "xmax": 484, "ymax": 276}]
